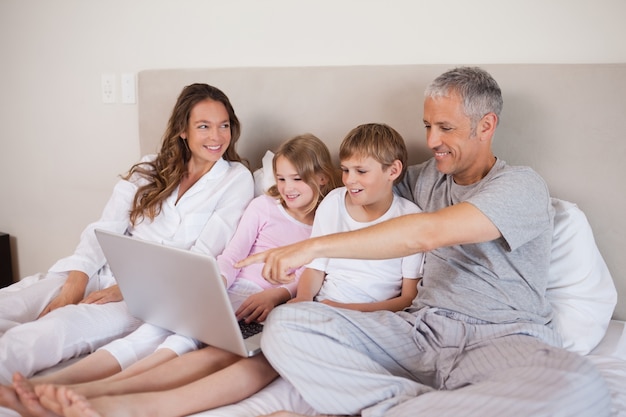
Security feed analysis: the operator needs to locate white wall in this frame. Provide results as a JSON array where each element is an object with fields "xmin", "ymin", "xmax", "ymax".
[{"xmin": 1, "ymin": 0, "xmax": 625, "ymax": 279}]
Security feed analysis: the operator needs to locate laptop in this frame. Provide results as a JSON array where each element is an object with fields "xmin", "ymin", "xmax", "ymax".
[{"xmin": 94, "ymin": 229, "xmax": 263, "ymax": 357}]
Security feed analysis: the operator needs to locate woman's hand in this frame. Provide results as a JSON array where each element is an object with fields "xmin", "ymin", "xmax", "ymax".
[
  {"xmin": 38, "ymin": 291, "xmax": 82, "ymax": 318},
  {"xmin": 80, "ymin": 284, "xmax": 124, "ymax": 304},
  {"xmin": 235, "ymin": 287, "xmax": 291, "ymax": 323},
  {"xmin": 38, "ymin": 270, "xmax": 88, "ymax": 318}
]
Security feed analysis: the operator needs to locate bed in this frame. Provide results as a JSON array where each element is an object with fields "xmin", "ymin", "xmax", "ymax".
[
  {"xmin": 134, "ymin": 64, "xmax": 626, "ymax": 416},
  {"xmin": 12, "ymin": 64, "xmax": 624, "ymax": 417}
]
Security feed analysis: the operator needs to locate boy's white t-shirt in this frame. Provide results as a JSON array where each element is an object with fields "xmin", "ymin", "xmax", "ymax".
[{"xmin": 308, "ymin": 187, "xmax": 424, "ymax": 304}]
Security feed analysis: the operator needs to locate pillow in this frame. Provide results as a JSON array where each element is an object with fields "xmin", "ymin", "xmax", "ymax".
[
  {"xmin": 547, "ymin": 198, "xmax": 617, "ymax": 355},
  {"xmin": 253, "ymin": 150, "xmax": 277, "ymax": 197}
]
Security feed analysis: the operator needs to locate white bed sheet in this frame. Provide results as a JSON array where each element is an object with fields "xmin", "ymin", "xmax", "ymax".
[{"xmin": 193, "ymin": 320, "xmax": 626, "ymax": 417}]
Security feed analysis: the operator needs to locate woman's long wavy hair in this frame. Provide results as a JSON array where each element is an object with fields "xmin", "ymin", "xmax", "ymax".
[
  {"xmin": 267, "ymin": 134, "xmax": 340, "ymax": 215},
  {"xmin": 124, "ymin": 83, "xmax": 245, "ymax": 226}
]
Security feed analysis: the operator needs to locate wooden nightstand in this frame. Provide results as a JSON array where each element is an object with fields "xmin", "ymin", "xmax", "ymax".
[{"xmin": 0, "ymin": 233, "xmax": 14, "ymax": 288}]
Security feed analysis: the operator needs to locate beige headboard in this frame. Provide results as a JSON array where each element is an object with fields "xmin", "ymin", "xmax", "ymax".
[{"xmin": 137, "ymin": 64, "xmax": 626, "ymax": 320}]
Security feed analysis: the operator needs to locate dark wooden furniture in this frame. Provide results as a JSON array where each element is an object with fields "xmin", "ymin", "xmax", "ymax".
[{"xmin": 0, "ymin": 233, "xmax": 14, "ymax": 288}]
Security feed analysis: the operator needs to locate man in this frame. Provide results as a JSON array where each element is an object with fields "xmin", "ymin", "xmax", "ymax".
[{"xmin": 239, "ymin": 67, "xmax": 611, "ymax": 417}]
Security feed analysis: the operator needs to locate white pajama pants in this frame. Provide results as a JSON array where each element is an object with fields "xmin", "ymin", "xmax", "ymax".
[
  {"xmin": 99, "ymin": 323, "xmax": 201, "ymax": 370},
  {"xmin": 261, "ymin": 302, "xmax": 612, "ymax": 417},
  {"xmin": 0, "ymin": 272, "xmax": 142, "ymax": 384}
]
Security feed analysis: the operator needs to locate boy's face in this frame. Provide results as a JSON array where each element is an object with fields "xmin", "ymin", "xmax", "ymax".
[{"xmin": 340, "ymin": 155, "xmax": 396, "ymax": 208}]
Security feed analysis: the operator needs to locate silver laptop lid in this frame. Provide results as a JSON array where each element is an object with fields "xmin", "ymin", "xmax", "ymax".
[{"xmin": 94, "ymin": 229, "xmax": 261, "ymax": 357}]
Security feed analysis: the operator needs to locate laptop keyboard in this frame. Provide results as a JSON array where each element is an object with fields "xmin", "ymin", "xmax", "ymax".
[{"xmin": 238, "ymin": 320, "xmax": 264, "ymax": 339}]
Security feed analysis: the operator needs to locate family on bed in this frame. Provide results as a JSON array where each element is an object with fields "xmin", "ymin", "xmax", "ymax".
[{"xmin": 0, "ymin": 67, "xmax": 612, "ymax": 417}]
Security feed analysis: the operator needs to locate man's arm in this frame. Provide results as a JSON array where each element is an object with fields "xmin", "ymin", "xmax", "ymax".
[{"xmin": 236, "ymin": 202, "xmax": 500, "ymax": 284}]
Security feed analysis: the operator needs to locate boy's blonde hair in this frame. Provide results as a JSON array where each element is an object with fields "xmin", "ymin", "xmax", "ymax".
[
  {"xmin": 267, "ymin": 134, "xmax": 340, "ymax": 214},
  {"xmin": 339, "ymin": 123, "xmax": 408, "ymax": 184}
]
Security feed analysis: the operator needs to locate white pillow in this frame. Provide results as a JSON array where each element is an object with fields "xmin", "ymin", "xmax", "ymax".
[
  {"xmin": 253, "ymin": 150, "xmax": 277, "ymax": 197},
  {"xmin": 547, "ymin": 198, "xmax": 617, "ymax": 355}
]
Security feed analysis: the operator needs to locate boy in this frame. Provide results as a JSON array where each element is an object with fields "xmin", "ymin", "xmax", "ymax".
[{"xmin": 290, "ymin": 123, "xmax": 423, "ymax": 312}]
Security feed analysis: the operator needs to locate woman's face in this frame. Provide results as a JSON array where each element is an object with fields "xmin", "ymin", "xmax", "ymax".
[{"xmin": 182, "ymin": 99, "xmax": 232, "ymax": 170}]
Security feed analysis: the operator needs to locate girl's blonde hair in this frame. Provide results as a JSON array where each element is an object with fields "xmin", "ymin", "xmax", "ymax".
[
  {"xmin": 123, "ymin": 83, "xmax": 246, "ymax": 226},
  {"xmin": 267, "ymin": 134, "xmax": 340, "ymax": 215}
]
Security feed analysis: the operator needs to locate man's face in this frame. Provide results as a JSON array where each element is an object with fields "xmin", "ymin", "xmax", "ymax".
[{"xmin": 423, "ymin": 94, "xmax": 486, "ymax": 185}]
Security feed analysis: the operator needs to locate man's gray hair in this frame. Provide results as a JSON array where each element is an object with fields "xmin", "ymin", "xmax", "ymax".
[{"xmin": 425, "ymin": 67, "xmax": 503, "ymax": 134}]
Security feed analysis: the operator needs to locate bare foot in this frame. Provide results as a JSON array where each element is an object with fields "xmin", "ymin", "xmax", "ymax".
[
  {"xmin": 56, "ymin": 387, "xmax": 101, "ymax": 417},
  {"xmin": 54, "ymin": 387, "xmax": 140, "ymax": 417},
  {"xmin": 34, "ymin": 384, "xmax": 64, "ymax": 416},
  {"xmin": 12, "ymin": 374, "xmax": 60, "ymax": 417},
  {"xmin": 1, "ymin": 383, "xmax": 37, "ymax": 417}
]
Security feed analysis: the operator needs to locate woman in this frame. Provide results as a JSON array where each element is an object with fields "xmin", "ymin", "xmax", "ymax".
[
  {"xmin": 0, "ymin": 83, "xmax": 254, "ymax": 384},
  {"xmin": 9, "ymin": 134, "xmax": 340, "ymax": 417}
]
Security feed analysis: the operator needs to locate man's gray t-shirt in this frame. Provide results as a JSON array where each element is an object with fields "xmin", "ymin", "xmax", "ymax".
[{"xmin": 395, "ymin": 158, "xmax": 554, "ymax": 325}]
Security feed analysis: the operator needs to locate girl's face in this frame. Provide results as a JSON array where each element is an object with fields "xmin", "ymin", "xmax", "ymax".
[
  {"xmin": 274, "ymin": 155, "xmax": 317, "ymax": 216},
  {"xmin": 181, "ymin": 99, "xmax": 231, "ymax": 170}
]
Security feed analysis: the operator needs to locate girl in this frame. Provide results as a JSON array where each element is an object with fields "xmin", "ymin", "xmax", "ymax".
[
  {"xmin": 0, "ymin": 83, "xmax": 253, "ymax": 385},
  {"xmin": 8, "ymin": 134, "xmax": 340, "ymax": 417}
]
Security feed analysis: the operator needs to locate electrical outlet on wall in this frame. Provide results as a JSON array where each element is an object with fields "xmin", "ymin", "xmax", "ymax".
[
  {"xmin": 121, "ymin": 73, "xmax": 136, "ymax": 104},
  {"xmin": 101, "ymin": 74, "xmax": 116, "ymax": 104}
]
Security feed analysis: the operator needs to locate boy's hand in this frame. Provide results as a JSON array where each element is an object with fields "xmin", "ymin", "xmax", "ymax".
[
  {"xmin": 319, "ymin": 299, "xmax": 344, "ymax": 308},
  {"xmin": 235, "ymin": 287, "xmax": 291, "ymax": 323},
  {"xmin": 287, "ymin": 295, "xmax": 314, "ymax": 304}
]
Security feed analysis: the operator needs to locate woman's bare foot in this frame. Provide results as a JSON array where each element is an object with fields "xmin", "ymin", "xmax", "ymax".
[
  {"xmin": 11, "ymin": 374, "xmax": 60, "ymax": 417},
  {"xmin": 1, "ymin": 382, "xmax": 36, "ymax": 417}
]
